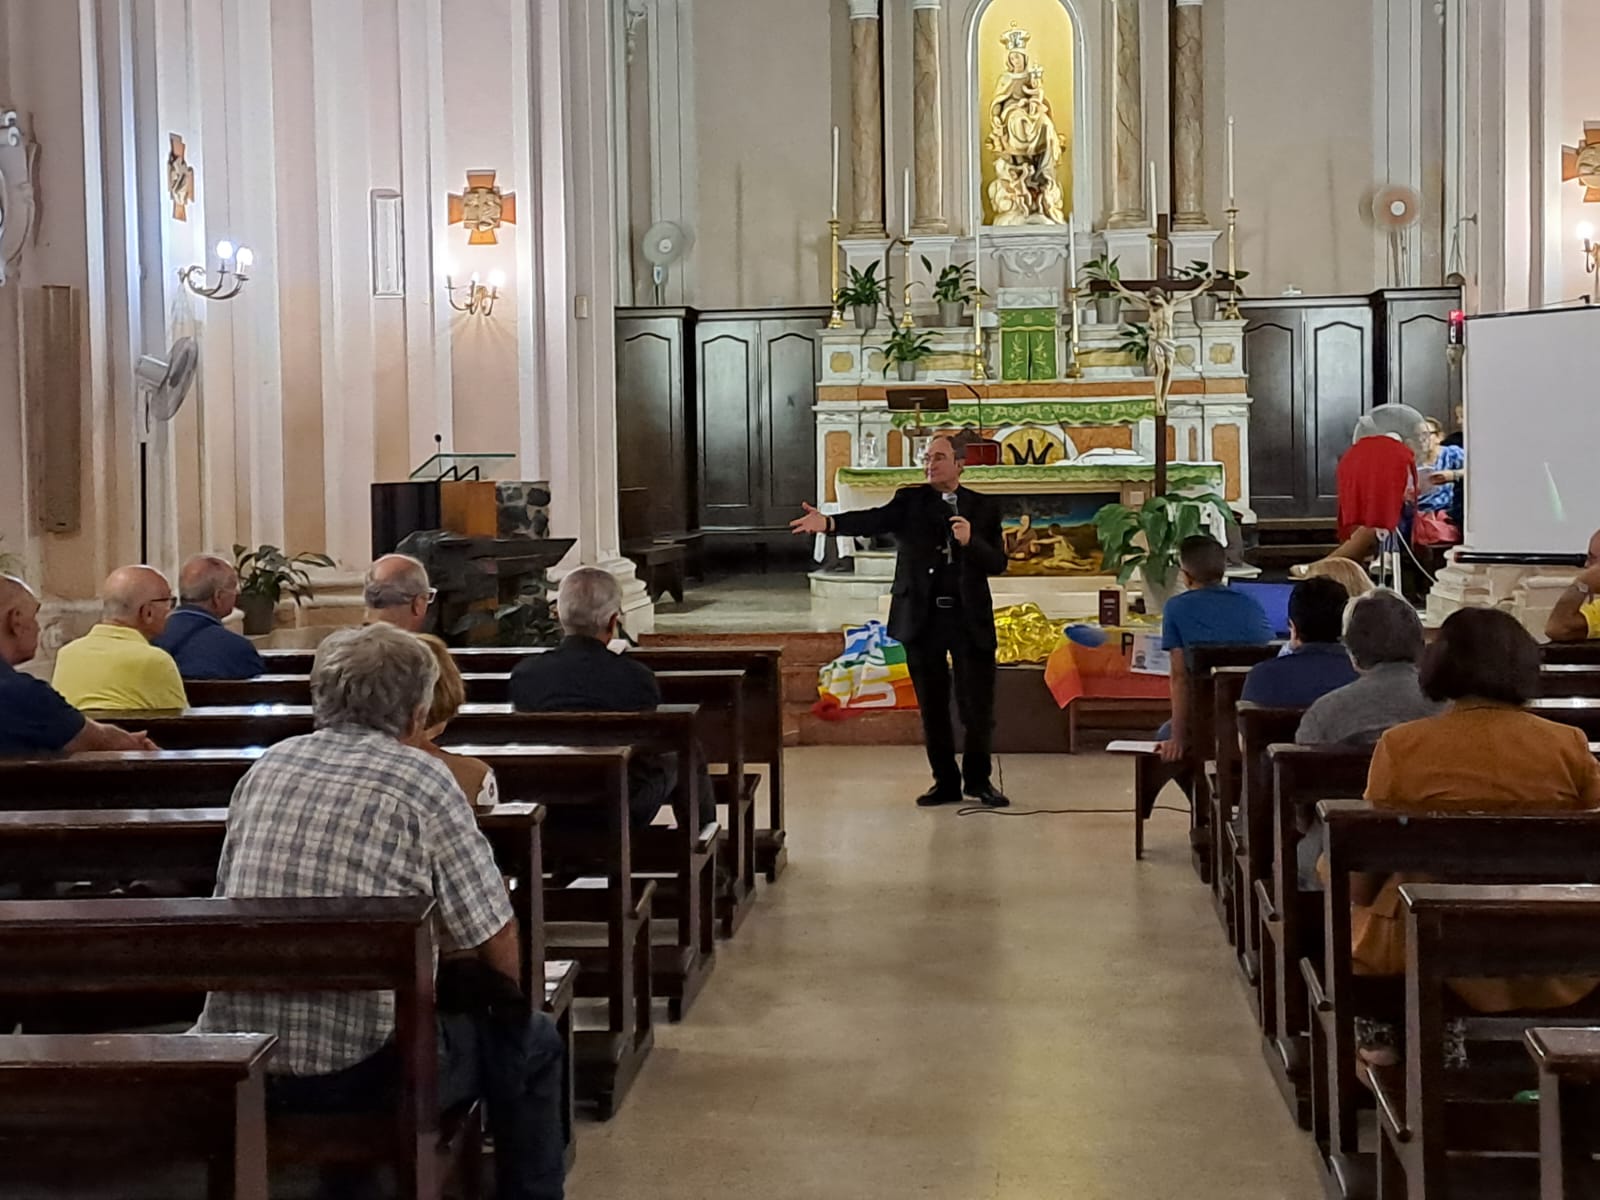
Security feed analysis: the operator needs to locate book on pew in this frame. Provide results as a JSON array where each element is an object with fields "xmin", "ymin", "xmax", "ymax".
[{"xmin": 1106, "ymin": 740, "xmax": 1160, "ymax": 754}]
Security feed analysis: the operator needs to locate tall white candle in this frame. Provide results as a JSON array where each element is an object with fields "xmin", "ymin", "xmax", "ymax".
[
  {"xmin": 903, "ymin": 167, "xmax": 913, "ymax": 236},
  {"xmin": 831, "ymin": 126, "xmax": 840, "ymax": 221},
  {"xmin": 1149, "ymin": 161, "xmax": 1159, "ymax": 226},
  {"xmin": 1227, "ymin": 116, "xmax": 1237, "ymax": 207},
  {"xmin": 1068, "ymin": 217, "xmax": 1078, "ymax": 287}
]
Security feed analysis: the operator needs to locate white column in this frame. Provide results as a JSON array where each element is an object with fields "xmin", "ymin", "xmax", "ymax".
[
  {"xmin": 1372, "ymin": 0, "xmax": 1426, "ymax": 285},
  {"xmin": 642, "ymin": 0, "xmax": 697, "ymax": 304}
]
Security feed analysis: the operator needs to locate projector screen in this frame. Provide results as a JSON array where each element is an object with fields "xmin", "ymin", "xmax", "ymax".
[{"xmin": 1464, "ymin": 306, "xmax": 1600, "ymax": 555}]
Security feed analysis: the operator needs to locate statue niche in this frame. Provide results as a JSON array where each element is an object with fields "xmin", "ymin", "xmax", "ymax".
[{"xmin": 986, "ymin": 26, "xmax": 1068, "ymax": 226}]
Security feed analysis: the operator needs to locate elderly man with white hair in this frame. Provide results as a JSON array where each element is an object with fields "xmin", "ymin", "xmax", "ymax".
[
  {"xmin": 0, "ymin": 575, "xmax": 156, "ymax": 755},
  {"xmin": 198, "ymin": 622, "xmax": 567, "ymax": 1200},
  {"xmin": 52, "ymin": 564, "xmax": 188, "ymax": 711},
  {"xmin": 153, "ymin": 553, "xmax": 266, "ymax": 680},
  {"xmin": 362, "ymin": 552, "xmax": 435, "ymax": 634},
  {"xmin": 510, "ymin": 566, "xmax": 712, "ymax": 829}
]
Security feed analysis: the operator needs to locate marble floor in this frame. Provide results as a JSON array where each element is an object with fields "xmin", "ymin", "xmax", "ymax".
[
  {"xmin": 568, "ymin": 746, "xmax": 1322, "ymax": 1200},
  {"xmin": 653, "ymin": 570, "xmax": 854, "ymax": 634}
]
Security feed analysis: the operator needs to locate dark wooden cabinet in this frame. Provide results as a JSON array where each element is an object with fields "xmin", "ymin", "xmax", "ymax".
[
  {"xmin": 694, "ymin": 309, "xmax": 825, "ymax": 539},
  {"xmin": 616, "ymin": 308, "xmax": 695, "ymax": 537},
  {"xmin": 1241, "ymin": 286, "xmax": 1459, "ymax": 522}
]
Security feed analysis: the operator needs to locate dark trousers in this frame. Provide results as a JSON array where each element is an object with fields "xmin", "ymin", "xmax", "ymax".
[
  {"xmin": 267, "ymin": 1009, "xmax": 567, "ymax": 1200},
  {"xmin": 902, "ymin": 601, "xmax": 997, "ymax": 794}
]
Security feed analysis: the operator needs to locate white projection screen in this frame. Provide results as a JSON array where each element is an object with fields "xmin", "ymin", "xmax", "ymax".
[{"xmin": 1464, "ymin": 306, "xmax": 1600, "ymax": 555}]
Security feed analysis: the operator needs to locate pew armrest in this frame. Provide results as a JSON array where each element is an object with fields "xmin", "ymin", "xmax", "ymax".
[
  {"xmin": 1300, "ymin": 956, "xmax": 1330, "ymax": 1014},
  {"xmin": 695, "ymin": 822, "xmax": 722, "ymax": 857},
  {"xmin": 1369, "ymin": 1064, "xmax": 1408, "ymax": 1142}
]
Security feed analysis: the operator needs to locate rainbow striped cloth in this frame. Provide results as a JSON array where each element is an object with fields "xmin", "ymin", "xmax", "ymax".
[{"xmin": 814, "ymin": 620, "xmax": 919, "ymax": 718}]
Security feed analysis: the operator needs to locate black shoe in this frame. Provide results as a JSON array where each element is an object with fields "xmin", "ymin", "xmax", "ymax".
[
  {"xmin": 916, "ymin": 785, "xmax": 962, "ymax": 807},
  {"xmin": 964, "ymin": 784, "xmax": 1010, "ymax": 808}
]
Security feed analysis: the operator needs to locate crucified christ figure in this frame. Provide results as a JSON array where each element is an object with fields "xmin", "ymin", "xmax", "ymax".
[{"xmin": 1105, "ymin": 274, "xmax": 1219, "ymax": 419}]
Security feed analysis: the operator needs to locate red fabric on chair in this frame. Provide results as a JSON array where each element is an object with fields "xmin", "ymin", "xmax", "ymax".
[{"xmin": 1336, "ymin": 436, "xmax": 1417, "ymax": 541}]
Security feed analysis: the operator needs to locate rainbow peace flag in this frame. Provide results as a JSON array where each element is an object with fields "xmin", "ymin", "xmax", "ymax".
[{"xmin": 814, "ymin": 620, "xmax": 919, "ymax": 718}]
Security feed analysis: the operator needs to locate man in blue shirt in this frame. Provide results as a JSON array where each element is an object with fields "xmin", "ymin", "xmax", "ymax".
[
  {"xmin": 154, "ymin": 554, "xmax": 265, "ymax": 681},
  {"xmin": 1240, "ymin": 576, "xmax": 1358, "ymax": 707},
  {"xmin": 1157, "ymin": 536, "xmax": 1274, "ymax": 763},
  {"xmin": 0, "ymin": 575, "xmax": 155, "ymax": 755}
]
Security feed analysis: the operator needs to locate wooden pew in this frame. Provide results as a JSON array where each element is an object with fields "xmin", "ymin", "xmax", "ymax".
[
  {"xmin": 1316, "ymin": 814, "xmax": 1600, "ymax": 1200},
  {"xmin": 186, "ymin": 669, "xmax": 763, "ymax": 935},
  {"xmin": 1378, "ymin": 884, "xmax": 1600, "ymax": 1200},
  {"xmin": 88, "ymin": 705, "xmax": 720, "ymax": 1022},
  {"xmin": 0, "ymin": 747, "xmax": 655, "ymax": 1119},
  {"xmin": 1210, "ymin": 665, "xmax": 1253, "ymax": 937},
  {"xmin": 1231, "ymin": 704, "xmax": 1309, "ymax": 997},
  {"xmin": 0, "ymin": 802, "xmax": 577, "ymax": 1164},
  {"xmin": 0, "ymin": 897, "xmax": 464, "ymax": 1199},
  {"xmin": 1525, "ymin": 1026, "xmax": 1600, "ymax": 1199},
  {"xmin": 1542, "ymin": 642, "xmax": 1600, "ymax": 666},
  {"xmin": 0, "ymin": 1032, "xmax": 275, "ymax": 1199},
  {"xmin": 257, "ymin": 643, "xmax": 792, "ymax": 882}
]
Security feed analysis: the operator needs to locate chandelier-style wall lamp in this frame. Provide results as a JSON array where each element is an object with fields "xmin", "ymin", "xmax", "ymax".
[{"xmin": 180, "ymin": 239, "xmax": 253, "ymax": 301}]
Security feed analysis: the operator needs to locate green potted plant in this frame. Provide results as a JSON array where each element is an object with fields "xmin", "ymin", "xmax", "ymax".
[
  {"xmin": 1080, "ymin": 254, "xmax": 1124, "ymax": 326},
  {"xmin": 835, "ymin": 261, "xmax": 888, "ymax": 332},
  {"xmin": 1213, "ymin": 265, "xmax": 1250, "ymax": 311},
  {"xmin": 232, "ymin": 543, "xmax": 336, "ymax": 636},
  {"xmin": 1174, "ymin": 260, "xmax": 1220, "ymax": 322},
  {"xmin": 1118, "ymin": 322, "xmax": 1152, "ymax": 372},
  {"xmin": 922, "ymin": 256, "xmax": 984, "ymax": 327},
  {"xmin": 1093, "ymin": 493, "xmax": 1235, "ymax": 617},
  {"xmin": 882, "ymin": 327, "xmax": 936, "ymax": 381}
]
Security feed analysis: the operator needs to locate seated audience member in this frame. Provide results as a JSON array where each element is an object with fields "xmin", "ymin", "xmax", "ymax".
[
  {"xmin": 1414, "ymin": 416, "xmax": 1464, "ymax": 546},
  {"xmin": 510, "ymin": 566, "xmax": 713, "ymax": 829},
  {"xmin": 153, "ymin": 553, "xmax": 266, "ymax": 681},
  {"xmin": 412, "ymin": 632, "xmax": 498, "ymax": 809},
  {"xmin": 0, "ymin": 575, "xmax": 156, "ymax": 755},
  {"xmin": 1155, "ymin": 535, "xmax": 1275, "ymax": 765},
  {"xmin": 1240, "ymin": 576, "xmax": 1358, "ymax": 707},
  {"xmin": 1300, "ymin": 555, "xmax": 1375, "ymax": 599},
  {"xmin": 52, "ymin": 565, "xmax": 188, "ymax": 712},
  {"xmin": 363, "ymin": 553, "xmax": 434, "ymax": 634},
  {"xmin": 1544, "ymin": 527, "xmax": 1600, "ymax": 643},
  {"xmin": 1296, "ymin": 589, "xmax": 1443, "ymax": 745},
  {"xmin": 197, "ymin": 623, "xmax": 565, "ymax": 1200},
  {"xmin": 1344, "ymin": 607, "xmax": 1600, "ymax": 1013}
]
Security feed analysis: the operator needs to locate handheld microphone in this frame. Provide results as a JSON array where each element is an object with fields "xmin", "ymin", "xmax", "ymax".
[{"xmin": 941, "ymin": 491, "xmax": 959, "ymax": 563}]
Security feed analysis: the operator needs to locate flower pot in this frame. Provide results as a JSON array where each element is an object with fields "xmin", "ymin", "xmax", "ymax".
[
  {"xmin": 1138, "ymin": 565, "xmax": 1179, "ymax": 618},
  {"xmin": 1095, "ymin": 294, "xmax": 1123, "ymax": 326},
  {"xmin": 239, "ymin": 593, "xmax": 277, "ymax": 636},
  {"xmin": 896, "ymin": 359, "xmax": 918, "ymax": 382},
  {"xmin": 1191, "ymin": 293, "xmax": 1219, "ymax": 323},
  {"xmin": 853, "ymin": 305, "xmax": 879, "ymax": 333},
  {"xmin": 938, "ymin": 299, "xmax": 965, "ymax": 328}
]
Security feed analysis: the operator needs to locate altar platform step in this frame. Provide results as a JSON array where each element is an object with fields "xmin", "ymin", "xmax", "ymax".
[{"xmin": 1245, "ymin": 518, "xmax": 1337, "ymax": 575}]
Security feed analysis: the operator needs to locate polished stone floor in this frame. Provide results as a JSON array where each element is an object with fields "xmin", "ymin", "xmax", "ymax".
[
  {"xmin": 653, "ymin": 570, "xmax": 850, "ymax": 634},
  {"xmin": 569, "ymin": 746, "xmax": 1322, "ymax": 1199}
]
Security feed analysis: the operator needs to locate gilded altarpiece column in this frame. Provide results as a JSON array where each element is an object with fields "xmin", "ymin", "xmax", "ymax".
[
  {"xmin": 1171, "ymin": 0, "xmax": 1208, "ymax": 228},
  {"xmin": 849, "ymin": 0, "xmax": 887, "ymax": 236},
  {"xmin": 910, "ymin": 0, "xmax": 946, "ymax": 233},
  {"xmin": 1107, "ymin": 0, "xmax": 1145, "ymax": 228}
]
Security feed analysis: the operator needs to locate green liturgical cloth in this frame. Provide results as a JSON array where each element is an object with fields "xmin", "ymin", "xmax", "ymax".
[{"xmin": 998, "ymin": 307, "xmax": 1059, "ymax": 382}]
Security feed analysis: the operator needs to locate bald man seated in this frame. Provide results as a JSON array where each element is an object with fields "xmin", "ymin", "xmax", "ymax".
[
  {"xmin": 153, "ymin": 554, "xmax": 265, "ymax": 680},
  {"xmin": 0, "ymin": 575, "xmax": 156, "ymax": 755},
  {"xmin": 52, "ymin": 565, "xmax": 189, "ymax": 712},
  {"xmin": 363, "ymin": 553, "xmax": 434, "ymax": 634}
]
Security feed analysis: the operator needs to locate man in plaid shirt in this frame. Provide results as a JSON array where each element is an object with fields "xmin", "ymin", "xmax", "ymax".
[{"xmin": 198, "ymin": 622, "xmax": 564, "ymax": 1200}]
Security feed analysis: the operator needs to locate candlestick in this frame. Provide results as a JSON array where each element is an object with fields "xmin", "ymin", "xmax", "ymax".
[
  {"xmin": 901, "ymin": 168, "xmax": 915, "ymax": 328},
  {"xmin": 972, "ymin": 294, "xmax": 988, "ymax": 380},
  {"xmin": 1223, "ymin": 205, "xmax": 1243, "ymax": 321},
  {"xmin": 827, "ymin": 217, "xmax": 843, "ymax": 329},
  {"xmin": 903, "ymin": 167, "xmax": 912, "ymax": 235},
  {"xmin": 1067, "ymin": 216, "xmax": 1078, "ymax": 288},
  {"xmin": 1148, "ymin": 161, "xmax": 1158, "ymax": 227},
  {"xmin": 831, "ymin": 126, "xmax": 840, "ymax": 222},
  {"xmin": 1226, "ymin": 116, "xmax": 1237, "ymax": 208},
  {"xmin": 1066, "ymin": 284, "xmax": 1083, "ymax": 379}
]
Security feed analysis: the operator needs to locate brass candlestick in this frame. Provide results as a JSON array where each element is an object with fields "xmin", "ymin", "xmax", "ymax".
[
  {"xmin": 899, "ymin": 236, "xmax": 915, "ymax": 330},
  {"xmin": 1065, "ymin": 285, "xmax": 1084, "ymax": 379},
  {"xmin": 1223, "ymin": 205, "xmax": 1243, "ymax": 320},
  {"xmin": 827, "ymin": 218, "xmax": 843, "ymax": 328},
  {"xmin": 971, "ymin": 295, "xmax": 988, "ymax": 380}
]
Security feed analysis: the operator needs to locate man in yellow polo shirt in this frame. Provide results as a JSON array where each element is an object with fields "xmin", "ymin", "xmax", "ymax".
[
  {"xmin": 1546, "ymin": 528, "xmax": 1600, "ymax": 644},
  {"xmin": 53, "ymin": 565, "xmax": 189, "ymax": 711}
]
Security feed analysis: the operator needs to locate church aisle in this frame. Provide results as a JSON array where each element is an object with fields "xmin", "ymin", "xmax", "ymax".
[{"xmin": 568, "ymin": 747, "xmax": 1321, "ymax": 1199}]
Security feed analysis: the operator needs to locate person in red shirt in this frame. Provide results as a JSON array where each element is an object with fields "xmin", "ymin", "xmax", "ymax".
[{"xmin": 1298, "ymin": 405, "xmax": 1428, "ymax": 571}]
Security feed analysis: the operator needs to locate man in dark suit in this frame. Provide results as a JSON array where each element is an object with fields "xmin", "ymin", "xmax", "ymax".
[{"xmin": 791, "ymin": 436, "xmax": 1010, "ymax": 807}]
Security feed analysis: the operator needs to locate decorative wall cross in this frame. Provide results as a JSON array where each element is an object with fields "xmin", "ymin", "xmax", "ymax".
[
  {"xmin": 448, "ymin": 170, "xmax": 517, "ymax": 245},
  {"xmin": 1563, "ymin": 123, "xmax": 1600, "ymax": 203},
  {"xmin": 167, "ymin": 133, "xmax": 195, "ymax": 221}
]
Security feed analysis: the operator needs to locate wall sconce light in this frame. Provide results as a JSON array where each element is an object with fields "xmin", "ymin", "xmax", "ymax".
[
  {"xmin": 180, "ymin": 239, "xmax": 254, "ymax": 300},
  {"xmin": 446, "ymin": 267, "xmax": 505, "ymax": 317},
  {"xmin": 1581, "ymin": 223, "xmax": 1599, "ymax": 275}
]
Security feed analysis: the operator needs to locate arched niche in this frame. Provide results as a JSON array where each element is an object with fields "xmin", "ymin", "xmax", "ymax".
[{"xmin": 961, "ymin": 0, "xmax": 1096, "ymax": 230}]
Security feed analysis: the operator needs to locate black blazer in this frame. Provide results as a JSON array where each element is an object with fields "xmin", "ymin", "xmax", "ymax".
[{"xmin": 832, "ymin": 484, "xmax": 1007, "ymax": 647}]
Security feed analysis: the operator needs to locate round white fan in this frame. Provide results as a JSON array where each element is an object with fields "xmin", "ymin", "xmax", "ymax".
[
  {"xmin": 641, "ymin": 220, "xmax": 691, "ymax": 303},
  {"xmin": 135, "ymin": 336, "xmax": 199, "ymax": 423},
  {"xmin": 1372, "ymin": 185, "xmax": 1423, "ymax": 286}
]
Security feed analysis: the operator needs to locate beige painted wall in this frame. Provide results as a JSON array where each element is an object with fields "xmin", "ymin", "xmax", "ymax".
[{"xmin": 1559, "ymin": 0, "xmax": 1600, "ymax": 304}]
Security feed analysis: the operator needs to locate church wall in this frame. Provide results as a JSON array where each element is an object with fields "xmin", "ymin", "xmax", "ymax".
[{"xmin": 1559, "ymin": 1, "xmax": 1600, "ymax": 306}]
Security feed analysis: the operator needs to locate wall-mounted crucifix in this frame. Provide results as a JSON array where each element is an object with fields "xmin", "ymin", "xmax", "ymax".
[
  {"xmin": 1563, "ymin": 123, "xmax": 1600, "ymax": 202},
  {"xmin": 448, "ymin": 170, "xmax": 517, "ymax": 245}
]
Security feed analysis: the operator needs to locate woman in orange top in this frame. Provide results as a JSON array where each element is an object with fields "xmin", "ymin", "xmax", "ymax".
[
  {"xmin": 1351, "ymin": 607, "xmax": 1600, "ymax": 1012},
  {"xmin": 410, "ymin": 633, "xmax": 498, "ymax": 810}
]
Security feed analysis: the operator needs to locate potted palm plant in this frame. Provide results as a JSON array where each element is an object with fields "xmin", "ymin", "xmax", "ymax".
[
  {"xmin": 835, "ymin": 261, "xmax": 888, "ymax": 332},
  {"xmin": 1080, "ymin": 255, "xmax": 1125, "ymax": 326},
  {"xmin": 922, "ymin": 256, "xmax": 983, "ymax": 327},
  {"xmin": 1174, "ymin": 260, "xmax": 1220, "ymax": 322},
  {"xmin": 233, "ymin": 543, "xmax": 336, "ymax": 636},
  {"xmin": 882, "ymin": 327, "xmax": 936, "ymax": 381},
  {"xmin": 1093, "ymin": 493, "xmax": 1235, "ymax": 617},
  {"xmin": 1118, "ymin": 322, "xmax": 1152, "ymax": 372}
]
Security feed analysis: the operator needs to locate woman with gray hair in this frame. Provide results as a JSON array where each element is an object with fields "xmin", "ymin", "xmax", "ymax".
[{"xmin": 1295, "ymin": 588, "xmax": 1443, "ymax": 746}]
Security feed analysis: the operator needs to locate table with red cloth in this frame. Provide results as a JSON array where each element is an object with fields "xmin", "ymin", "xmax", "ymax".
[{"xmin": 1045, "ymin": 630, "xmax": 1171, "ymax": 751}]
